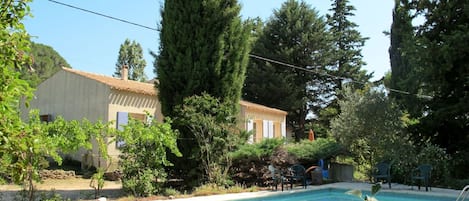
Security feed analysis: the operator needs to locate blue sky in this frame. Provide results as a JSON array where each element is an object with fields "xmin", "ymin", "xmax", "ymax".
[{"xmin": 24, "ymin": 0, "xmax": 393, "ymax": 81}]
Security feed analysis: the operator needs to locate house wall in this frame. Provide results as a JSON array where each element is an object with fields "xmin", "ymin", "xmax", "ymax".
[
  {"xmin": 22, "ymin": 70, "xmax": 111, "ymax": 166},
  {"xmin": 239, "ymin": 105, "xmax": 287, "ymax": 143},
  {"xmin": 105, "ymin": 90, "xmax": 161, "ymax": 170},
  {"xmin": 23, "ymin": 70, "xmax": 110, "ymax": 121}
]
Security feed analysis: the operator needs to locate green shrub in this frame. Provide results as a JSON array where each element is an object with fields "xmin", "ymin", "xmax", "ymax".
[
  {"xmin": 163, "ymin": 187, "xmax": 181, "ymax": 196},
  {"xmin": 38, "ymin": 191, "xmax": 71, "ymax": 201},
  {"xmin": 118, "ymin": 118, "xmax": 181, "ymax": 197},
  {"xmin": 286, "ymin": 138, "xmax": 344, "ymax": 164},
  {"xmin": 415, "ymin": 142, "xmax": 451, "ymax": 185},
  {"xmin": 230, "ymin": 138, "xmax": 344, "ymax": 186},
  {"xmin": 230, "ymin": 138, "xmax": 284, "ymax": 161},
  {"xmin": 230, "ymin": 138, "xmax": 283, "ymax": 186}
]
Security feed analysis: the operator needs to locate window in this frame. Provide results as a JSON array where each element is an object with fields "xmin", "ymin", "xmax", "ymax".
[
  {"xmin": 116, "ymin": 112, "xmax": 149, "ymax": 148},
  {"xmin": 40, "ymin": 114, "xmax": 52, "ymax": 123}
]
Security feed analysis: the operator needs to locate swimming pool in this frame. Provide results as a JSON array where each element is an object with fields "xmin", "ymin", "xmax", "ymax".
[{"xmin": 235, "ymin": 189, "xmax": 455, "ymax": 201}]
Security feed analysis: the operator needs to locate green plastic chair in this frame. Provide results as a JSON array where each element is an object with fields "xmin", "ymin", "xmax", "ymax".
[
  {"xmin": 268, "ymin": 164, "xmax": 285, "ymax": 191},
  {"xmin": 411, "ymin": 164, "xmax": 432, "ymax": 191},
  {"xmin": 372, "ymin": 162, "xmax": 392, "ymax": 188},
  {"xmin": 288, "ymin": 164, "xmax": 307, "ymax": 189}
]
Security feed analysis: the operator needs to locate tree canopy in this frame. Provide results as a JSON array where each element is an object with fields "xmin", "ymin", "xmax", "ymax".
[
  {"xmin": 17, "ymin": 42, "xmax": 71, "ymax": 87},
  {"xmin": 330, "ymin": 86, "xmax": 412, "ymax": 175},
  {"xmin": 387, "ymin": 0, "xmax": 469, "ymax": 178},
  {"xmin": 114, "ymin": 39, "xmax": 147, "ymax": 81}
]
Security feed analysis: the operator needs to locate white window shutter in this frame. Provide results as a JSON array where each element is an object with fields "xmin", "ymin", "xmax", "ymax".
[
  {"xmin": 268, "ymin": 121, "xmax": 274, "ymax": 138},
  {"xmin": 263, "ymin": 120, "xmax": 268, "ymax": 138},
  {"xmin": 281, "ymin": 122, "xmax": 286, "ymax": 138},
  {"xmin": 247, "ymin": 119, "xmax": 254, "ymax": 143}
]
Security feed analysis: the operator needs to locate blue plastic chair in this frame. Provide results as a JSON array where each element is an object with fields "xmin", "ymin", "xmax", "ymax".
[{"xmin": 319, "ymin": 159, "xmax": 329, "ymax": 179}]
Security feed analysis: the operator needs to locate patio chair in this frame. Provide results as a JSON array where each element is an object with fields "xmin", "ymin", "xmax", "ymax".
[
  {"xmin": 288, "ymin": 164, "xmax": 307, "ymax": 189},
  {"xmin": 371, "ymin": 162, "xmax": 392, "ymax": 188},
  {"xmin": 411, "ymin": 164, "xmax": 432, "ymax": 191},
  {"xmin": 268, "ymin": 164, "xmax": 285, "ymax": 191}
]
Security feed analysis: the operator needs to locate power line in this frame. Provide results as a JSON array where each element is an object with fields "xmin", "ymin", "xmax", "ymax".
[
  {"xmin": 48, "ymin": 0, "xmax": 158, "ymax": 31},
  {"xmin": 46, "ymin": 0, "xmax": 433, "ymax": 99},
  {"xmin": 249, "ymin": 54, "xmax": 368, "ymax": 86}
]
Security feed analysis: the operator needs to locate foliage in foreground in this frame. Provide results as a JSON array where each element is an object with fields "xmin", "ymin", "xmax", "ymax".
[
  {"xmin": 118, "ymin": 117, "xmax": 181, "ymax": 197},
  {"xmin": 346, "ymin": 183, "xmax": 381, "ymax": 201}
]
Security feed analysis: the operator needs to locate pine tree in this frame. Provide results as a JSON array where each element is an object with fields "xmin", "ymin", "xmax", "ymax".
[
  {"xmin": 320, "ymin": 0, "xmax": 371, "ymax": 131},
  {"xmin": 243, "ymin": 0, "xmax": 332, "ymax": 140},
  {"xmin": 114, "ymin": 39, "xmax": 147, "ymax": 81},
  {"xmin": 155, "ymin": 0, "xmax": 251, "ymax": 117},
  {"xmin": 327, "ymin": 0, "xmax": 370, "ymax": 89}
]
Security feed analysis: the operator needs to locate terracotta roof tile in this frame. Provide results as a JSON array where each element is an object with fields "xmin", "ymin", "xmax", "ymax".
[
  {"xmin": 239, "ymin": 100, "xmax": 287, "ymax": 115},
  {"xmin": 62, "ymin": 68, "xmax": 156, "ymax": 96}
]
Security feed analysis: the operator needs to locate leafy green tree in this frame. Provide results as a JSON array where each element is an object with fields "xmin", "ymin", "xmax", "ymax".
[
  {"xmin": 118, "ymin": 117, "xmax": 181, "ymax": 197},
  {"xmin": 0, "ymin": 0, "xmax": 34, "ymax": 186},
  {"xmin": 114, "ymin": 39, "xmax": 147, "ymax": 81},
  {"xmin": 330, "ymin": 86, "xmax": 413, "ymax": 178},
  {"xmin": 155, "ymin": 0, "xmax": 252, "ymax": 117},
  {"xmin": 5, "ymin": 110, "xmax": 110, "ymax": 201},
  {"xmin": 174, "ymin": 93, "xmax": 247, "ymax": 186},
  {"xmin": 18, "ymin": 42, "xmax": 71, "ymax": 87},
  {"xmin": 8, "ymin": 111, "xmax": 62, "ymax": 201},
  {"xmin": 243, "ymin": 0, "xmax": 332, "ymax": 140}
]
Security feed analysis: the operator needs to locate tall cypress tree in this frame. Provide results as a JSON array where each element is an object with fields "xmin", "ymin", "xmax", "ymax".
[
  {"xmin": 243, "ymin": 0, "xmax": 332, "ymax": 140},
  {"xmin": 155, "ymin": 0, "xmax": 251, "ymax": 117},
  {"xmin": 387, "ymin": 0, "xmax": 421, "ymax": 116},
  {"xmin": 155, "ymin": 0, "xmax": 252, "ymax": 186}
]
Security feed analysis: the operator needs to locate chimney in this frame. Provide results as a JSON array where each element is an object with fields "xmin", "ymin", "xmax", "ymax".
[{"xmin": 121, "ymin": 65, "xmax": 128, "ymax": 81}]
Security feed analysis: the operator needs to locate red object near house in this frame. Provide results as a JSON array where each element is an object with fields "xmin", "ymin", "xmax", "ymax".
[{"xmin": 308, "ymin": 129, "xmax": 315, "ymax": 141}]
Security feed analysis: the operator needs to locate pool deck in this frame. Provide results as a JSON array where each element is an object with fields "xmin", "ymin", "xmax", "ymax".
[{"xmin": 162, "ymin": 182, "xmax": 461, "ymax": 201}]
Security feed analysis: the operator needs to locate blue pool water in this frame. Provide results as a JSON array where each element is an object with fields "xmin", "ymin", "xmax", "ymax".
[{"xmin": 235, "ymin": 189, "xmax": 455, "ymax": 201}]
